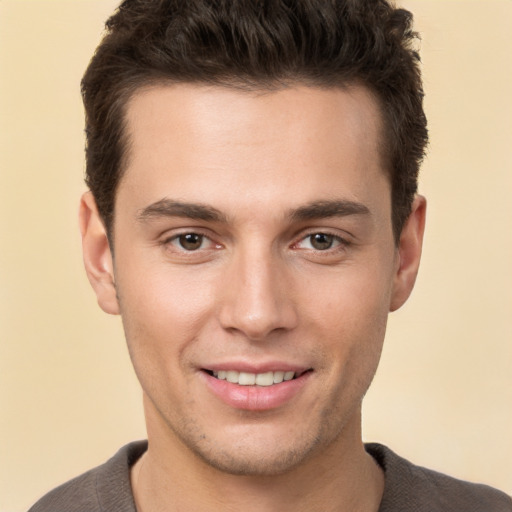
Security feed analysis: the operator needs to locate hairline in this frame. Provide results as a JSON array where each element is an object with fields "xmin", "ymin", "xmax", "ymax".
[{"xmin": 105, "ymin": 77, "xmax": 395, "ymax": 247}]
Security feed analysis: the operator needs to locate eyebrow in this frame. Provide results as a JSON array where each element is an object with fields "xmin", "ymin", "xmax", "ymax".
[
  {"xmin": 137, "ymin": 199, "xmax": 227, "ymax": 223},
  {"xmin": 137, "ymin": 198, "xmax": 370, "ymax": 224},
  {"xmin": 287, "ymin": 200, "xmax": 370, "ymax": 221}
]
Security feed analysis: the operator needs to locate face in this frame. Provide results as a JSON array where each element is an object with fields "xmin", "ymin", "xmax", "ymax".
[{"xmin": 81, "ymin": 84, "xmax": 424, "ymax": 476}]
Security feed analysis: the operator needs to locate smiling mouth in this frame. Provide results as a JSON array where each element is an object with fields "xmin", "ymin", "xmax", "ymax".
[{"xmin": 204, "ymin": 369, "xmax": 311, "ymax": 386}]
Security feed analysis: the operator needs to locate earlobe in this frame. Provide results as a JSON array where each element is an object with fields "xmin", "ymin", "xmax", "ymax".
[
  {"xmin": 79, "ymin": 191, "xmax": 120, "ymax": 315},
  {"xmin": 390, "ymin": 195, "xmax": 427, "ymax": 312}
]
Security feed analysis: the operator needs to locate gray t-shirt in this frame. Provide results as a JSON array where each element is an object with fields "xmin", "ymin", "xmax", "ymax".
[{"xmin": 29, "ymin": 441, "xmax": 512, "ymax": 511}]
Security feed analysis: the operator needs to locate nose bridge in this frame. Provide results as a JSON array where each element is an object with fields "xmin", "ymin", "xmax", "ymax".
[{"xmin": 218, "ymin": 238, "xmax": 297, "ymax": 339}]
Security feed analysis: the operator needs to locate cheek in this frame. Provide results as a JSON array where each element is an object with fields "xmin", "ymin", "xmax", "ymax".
[
  {"xmin": 305, "ymin": 257, "xmax": 393, "ymax": 325},
  {"xmin": 302, "ymin": 260, "xmax": 393, "ymax": 369},
  {"xmin": 319, "ymin": 289, "xmax": 388, "ymax": 413},
  {"xmin": 115, "ymin": 261, "xmax": 218, "ymax": 372},
  {"xmin": 118, "ymin": 254, "xmax": 217, "ymax": 324}
]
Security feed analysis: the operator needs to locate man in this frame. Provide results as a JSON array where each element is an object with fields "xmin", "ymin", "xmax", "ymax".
[{"xmin": 29, "ymin": 0, "xmax": 511, "ymax": 511}]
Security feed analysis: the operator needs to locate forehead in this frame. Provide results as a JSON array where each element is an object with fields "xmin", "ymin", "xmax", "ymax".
[
  {"xmin": 124, "ymin": 83, "xmax": 383, "ymax": 160},
  {"xmin": 118, "ymin": 83, "xmax": 389, "ymax": 221}
]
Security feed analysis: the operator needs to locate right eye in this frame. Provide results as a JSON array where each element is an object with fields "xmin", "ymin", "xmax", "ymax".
[
  {"xmin": 172, "ymin": 233, "xmax": 207, "ymax": 251},
  {"xmin": 165, "ymin": 232, "xmax": 219, "ymax": 252}
]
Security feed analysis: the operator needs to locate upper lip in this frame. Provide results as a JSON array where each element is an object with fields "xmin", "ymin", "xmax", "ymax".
[{"xmin": 201, "ymin": 361, "xmax": 312, "ymax": 375}]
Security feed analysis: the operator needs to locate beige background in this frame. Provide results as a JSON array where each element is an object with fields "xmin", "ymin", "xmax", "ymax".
[{"xmin": 0, "ymin": 1, "xmax": 511, "ymax": 510}]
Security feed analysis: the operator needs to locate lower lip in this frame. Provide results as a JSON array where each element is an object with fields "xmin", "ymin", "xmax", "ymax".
[{"xmin": 202, "ymin": 371, "xmax": 311, "ymax": 411}]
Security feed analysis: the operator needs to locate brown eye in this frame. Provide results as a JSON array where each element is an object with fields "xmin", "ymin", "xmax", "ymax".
[
  {"xmin": 177, "ymin": 233, "xmax": 204, "ymax": 250},
  {"xmin": 309, "ymin": 233, "xmax": 334, "ymax": 250}
]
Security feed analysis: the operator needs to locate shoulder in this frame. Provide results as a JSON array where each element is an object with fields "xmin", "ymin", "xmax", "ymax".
[
  {"xmin": 366, "ymin": 443, "xmax": 512, "ymax": 512},
  {"xmin": 28, "ymin": 441, "xmax": 147, "ymax": 512}
]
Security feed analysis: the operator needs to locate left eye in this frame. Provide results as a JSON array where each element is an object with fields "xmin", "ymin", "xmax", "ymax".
[{"xmin": 297, "ymin": 233, "xmax": 341, "ymax": 251}]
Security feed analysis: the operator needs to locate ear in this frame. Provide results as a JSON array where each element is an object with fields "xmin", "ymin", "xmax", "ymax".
[
  {"xmin": 79, "ymin": 191, "xmax": 120, "ymax": 315},
  {"xmin": 390, "ymin": 195, "xmax": 427, "ymax": 312}
]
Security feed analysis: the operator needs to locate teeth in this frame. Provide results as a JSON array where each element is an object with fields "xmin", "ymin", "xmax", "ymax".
[
  {"xmin": 239, "ymin": 372, "xmax": 256, "ymax": 385},
  {"xmin": 273, "ymin": 371, "xmax": 284, "ymax": 383},
  {"xmin": 226, "ymin": 371, "xmax": 239, "ymax": 383},
  {"xmin": 255, "ymin": 372, "xmax": 274, "ymax": 386},
  {"xmin": 213, "ymin": 370, "xmax": 296, "ymax": 386}
]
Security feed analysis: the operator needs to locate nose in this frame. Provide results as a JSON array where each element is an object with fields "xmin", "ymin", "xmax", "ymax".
[{"xmin": 218, "ymin": 245, "xmax": 298, "ymax": 341}]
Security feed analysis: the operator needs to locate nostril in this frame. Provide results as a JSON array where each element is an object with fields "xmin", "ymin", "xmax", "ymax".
[{"xmin": 217, "ymin": 271, "xmax": 299, "ymax": 339}]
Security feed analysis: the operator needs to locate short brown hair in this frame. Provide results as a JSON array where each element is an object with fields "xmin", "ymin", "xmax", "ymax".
[{"xmin": 82, "ymin": 0, "xmax": 428, "ymax": 241}]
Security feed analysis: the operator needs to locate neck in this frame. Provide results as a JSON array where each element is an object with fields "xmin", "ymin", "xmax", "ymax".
[{"xmin": 131, "ymin": 399, "xmax": 384, "ymax": 512}]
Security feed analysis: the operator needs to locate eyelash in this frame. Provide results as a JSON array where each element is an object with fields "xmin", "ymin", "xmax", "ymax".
[
  {"xmin": 162, "ymin": 231, "xmax": 220, "ymax": 252},
  {"xmin": 293, "ymin": 231, "xmax": 350, "ymax": 252},
  {"xmin": 161, "ymin": 230, "xmax": 350, "ymax": 255}
]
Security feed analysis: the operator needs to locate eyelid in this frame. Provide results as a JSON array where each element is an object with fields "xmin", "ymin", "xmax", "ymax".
[
  {"xmin": 160, "ymin": 225, "xmax": 216, "ymax": 240},
  {"xmin": 292, "ymin": 229, "xmax": 351, "ymax": 249},
  {"xmin": 158, "ymin": 226, "xmax": 352, "ymax": 252},
  {"xmin": 161, "ymin": 228, "xmax": 222, "ymax": 251}
]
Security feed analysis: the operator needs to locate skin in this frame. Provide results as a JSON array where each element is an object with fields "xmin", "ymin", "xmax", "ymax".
[{"xmin": 80, "ymin": 84, "xmax": 426, "ymax": 512}]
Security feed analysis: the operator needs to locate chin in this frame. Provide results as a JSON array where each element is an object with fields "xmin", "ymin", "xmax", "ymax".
[
  {"xmin": 176, "ymin": 421, "xmax": 328, "ymax": 477},
  {"xmin": 191, "ymin": 443, "xmax": 318, "ymax": 476}
]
